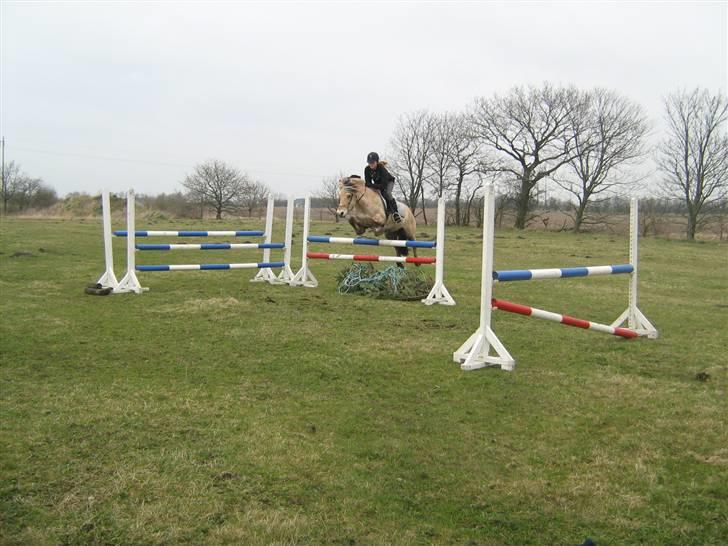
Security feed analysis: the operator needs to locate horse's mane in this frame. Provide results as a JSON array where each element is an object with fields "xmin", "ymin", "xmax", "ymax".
[{"xmin": 341, "ymin": 174, "xmax": 363, "ymax": 194}]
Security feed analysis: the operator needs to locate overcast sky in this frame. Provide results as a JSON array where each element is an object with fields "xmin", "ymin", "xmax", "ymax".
[{"xmin": 1, "ymin": 1, "xmax": 726, "ymax": 197}]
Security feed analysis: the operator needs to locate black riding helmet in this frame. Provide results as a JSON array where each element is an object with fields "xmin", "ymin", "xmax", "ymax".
[{"xmin": 367, "ymin": 152, "xmax": 379, "ymax": 163}]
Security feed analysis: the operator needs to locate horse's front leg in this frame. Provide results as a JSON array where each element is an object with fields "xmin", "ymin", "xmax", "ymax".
[{"xmin": 348, "ymin": 218, "xmax": 367, "ymax": 236}]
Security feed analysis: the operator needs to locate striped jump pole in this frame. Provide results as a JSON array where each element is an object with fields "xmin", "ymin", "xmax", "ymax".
[
  {"xmin": 493, "ymin": 264, "xmax": 633, "ymax": 282},
  {"xmin": 306, "ymin": 236, "xmax": 436, "ymax": 248},
  {"xmin": 137, "ymin": 262, "xmax": 285, "ymax": 272},
  {"xmin": 135, "ymin": 243, "xmax": 284, "ymax": 251},
  {"xmin": 491, "ymin": 298, "xmax": 639, "ymax": 338},
  {"xmin": 114, "ymin": 230, "xmax": 265, "ymax": 237},
  {"xmin": 306, "ymin": 252, "xmax": 436, "ymax": 264}
]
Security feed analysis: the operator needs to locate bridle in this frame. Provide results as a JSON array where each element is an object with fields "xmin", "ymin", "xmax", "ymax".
[{"xmin": 342, "ymin": 178, "xmax": 366, "ymax": 210}]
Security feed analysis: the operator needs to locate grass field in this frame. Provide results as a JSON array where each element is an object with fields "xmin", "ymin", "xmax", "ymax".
[{"xmin": 1, "ymin": 214, "xmax": 726, "ymax": 545}]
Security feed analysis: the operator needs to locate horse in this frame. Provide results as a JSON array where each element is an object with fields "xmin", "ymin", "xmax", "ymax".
[{"xmin": 336, "ymin": 175, "xmax": 418, "ymax": 263}]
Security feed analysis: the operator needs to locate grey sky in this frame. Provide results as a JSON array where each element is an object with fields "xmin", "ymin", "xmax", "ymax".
[{"xmin": 2, "ymin": 1, "xmax": 726, "ymax": 197}]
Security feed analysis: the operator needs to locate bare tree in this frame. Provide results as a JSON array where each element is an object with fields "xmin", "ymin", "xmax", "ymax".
[
  {"xmin": 470, "ymin": 84, "xmax": 582, "ymax": 229},
  {"xmin": 449, "ymin": 114, "xmax": 485, "ymax": 225},
  {"xmin": 315, "ymin": 174, "xmax": 344, "ymax": 221},
  {"xmin": 238, "ymin": 180, "xmax": 270, "ymax": 218},
  {"xmin": 390, "ymin": 110, "xmax": 435, "ymax": 222},
  {"xmin": 181, "ymin": 159, "xmax": 247, "ymax": 219},
  {"xmin": 1, "ymin": 161, "xmax": 22, "ymax": 212},
  {"xmin": 556, "ymin": 88, "xmax": 649, "ymax": 232},
  {"xmin": 426, "ymin": 112, "xmax": 456, "ymax": 199},
  {"xmin": 0, "ymin": 161, "xmax": 53, "ymax": 212},
  {"xmin": 461, "ymin": 176, "xmax": 484, "ymax": 226},
  {"xmin": 13, "ymin": 176, "xmax": 44, "ymax": 210},
  {"xmin": 658, "ymin": 88, "xmax": 728, "ymax": 240}
]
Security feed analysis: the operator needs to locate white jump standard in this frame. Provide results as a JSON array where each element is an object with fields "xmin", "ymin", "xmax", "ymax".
[
  {"xmin": 98, "ymin": 190, "xmax": 295, "ymax": 293},
  {"xmin": 291, "ymin": 196, "xmax": 455, "ymax": 305},
  {"xmin": 454, "ymin": 185, "xmax": 658, "ymax": 372},
  {"xmin": 96, "ymin": 190, "xmax": 120, "ymax": 291}
]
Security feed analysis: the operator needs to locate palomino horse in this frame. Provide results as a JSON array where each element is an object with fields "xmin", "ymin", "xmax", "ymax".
[{"xmin": 336, "ymin": 175, "xmax": 418, "ymax": 262}]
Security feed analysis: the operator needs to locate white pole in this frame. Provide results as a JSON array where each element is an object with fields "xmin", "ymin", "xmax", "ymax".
[
  {"xmin": 290, "ymin": 196, "xmax": 317, "ymax": 287},
  {"xmin": 127, "ymin": 192, "xmax": 136, "ymax": 276},
  {"xmin": 422, "ymin": 197, "xmax": 455, "ymax": 305},
  {"xmin": 629, "ymin": 198, "xmax": 639, "ymax": 318},
  {"xmin": 96, "ymin": 190, "xmax": 119, "ymax": 289},
  {"xmin": 116, "ymin": 189, "xmax": 144, "ymax": 294},
  {"xmin": 435, "ymin": 197, "xmax": 445, "ymax": 286},
  {"xmin": 275, "ymin": 195, "xmax": 296, "ymax": 284},
  {"xmin": 611, "ymin": 198, "xmax": 658, "ymax": 338},
  {"xmin": 454, "ymin": 185, "xmax": 514, "ymax": 370},
  {"xmin": 263, "ymin": 195, "xmax": 274, "ymax": 263},
  {"xmin": 251, "ymin": 195, "xmax": 278, "ymax": 283}
]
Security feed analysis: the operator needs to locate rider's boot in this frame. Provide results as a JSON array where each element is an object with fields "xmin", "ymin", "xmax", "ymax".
[{"xmin": 387, "ymin": 199, "xmax": 402, "ymax": 223}]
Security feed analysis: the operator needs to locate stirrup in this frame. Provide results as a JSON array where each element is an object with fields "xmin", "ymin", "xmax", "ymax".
[{"xmin": 392, "ymin": 212, "xmax": 402, "ymax": 223}]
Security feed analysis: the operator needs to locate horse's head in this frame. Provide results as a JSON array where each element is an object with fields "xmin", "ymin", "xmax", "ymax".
[{"xmin": 336, "ymin": 175, "xmax": 363, "ymax": 218}]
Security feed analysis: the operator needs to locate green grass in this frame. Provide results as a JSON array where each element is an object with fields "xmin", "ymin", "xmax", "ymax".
[{"xmin": 1, "ymin": 215, "xmax": 726, "ymax": 545}]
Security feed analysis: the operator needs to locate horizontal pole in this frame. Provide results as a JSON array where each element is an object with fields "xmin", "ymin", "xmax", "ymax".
[
  {"xmin": 307, "ymin": 252, "xmax": 436, "ymax": 265},
  {"xmin": 136, "ymin": 243, "xmax": 284, "ymax": 251},
  {"xmin": 491, "ymin": 298, "xmax": 640, "ymax": 338},
  {"xmin": 137, "ymin": 261, "xmax": 284, "ymax": 271},
  {"xmin": 114, "ymin": 230, "xmax": 265, "ymax": 237},
  {"xmin": 307, "ymin": 235, "xmax": 436, "ymax": 249},
  {"xmin": 493, "ymin": 264, "xmax": 633, "ymax": 282}
]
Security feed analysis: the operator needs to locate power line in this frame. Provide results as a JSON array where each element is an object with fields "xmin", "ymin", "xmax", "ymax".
[{"xmin": 9, "ymin": 145, "xmax": 330, "ymax": 179}]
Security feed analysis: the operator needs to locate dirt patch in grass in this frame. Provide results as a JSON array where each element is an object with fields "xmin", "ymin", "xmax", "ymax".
[{"xmin": 152, "ymin": 297, "xmax": 244, "ymax": 314}]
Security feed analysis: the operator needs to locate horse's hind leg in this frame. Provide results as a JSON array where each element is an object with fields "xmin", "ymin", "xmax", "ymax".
[
  {"xmin": 403, "ymin": 222, "xmax": 421, "ymax": 265},
  {"xmin": 386, "ymin": 229, "xmax": 408, "ymax": 268}
]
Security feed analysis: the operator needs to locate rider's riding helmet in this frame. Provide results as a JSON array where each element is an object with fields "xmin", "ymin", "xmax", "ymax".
[{"xmin": 367, "ymin": 152, "xmax": 379, "ymax": 163}]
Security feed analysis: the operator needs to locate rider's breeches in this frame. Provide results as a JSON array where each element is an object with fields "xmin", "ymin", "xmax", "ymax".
[{"xmin": 382, "ymin": 181, "xmax": 397, "ymax": 214}]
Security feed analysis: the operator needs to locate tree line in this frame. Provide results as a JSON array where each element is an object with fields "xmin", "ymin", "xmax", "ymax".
[
  {"xmin": 378, "ymin": 85, "xmax": 727, "ymax": 240},
  {"xmin": 1, "ymin": 161, "xmax": 58, "ymax": 213},
  {"xmin": 2, "ymin": 86, "xmax": 726, "ymax": 240},
  {"xmin": 0, "ymin": 158, "xmax": 274, "ymax": 219}
]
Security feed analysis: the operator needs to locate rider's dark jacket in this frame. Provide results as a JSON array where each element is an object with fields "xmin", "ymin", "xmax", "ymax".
[{"xmin": 364, "ymin": 163, "xmax": 395, "ymax": 191}]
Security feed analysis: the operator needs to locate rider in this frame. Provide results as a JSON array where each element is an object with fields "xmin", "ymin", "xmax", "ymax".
[{"xmin": 364, "ymin": 152, "xmax": 401, "ymax": 223}]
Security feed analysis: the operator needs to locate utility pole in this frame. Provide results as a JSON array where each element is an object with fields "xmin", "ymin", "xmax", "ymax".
[{"xmin": 1, "ymin": 136, "xmax": 5, "ymax": 215}]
